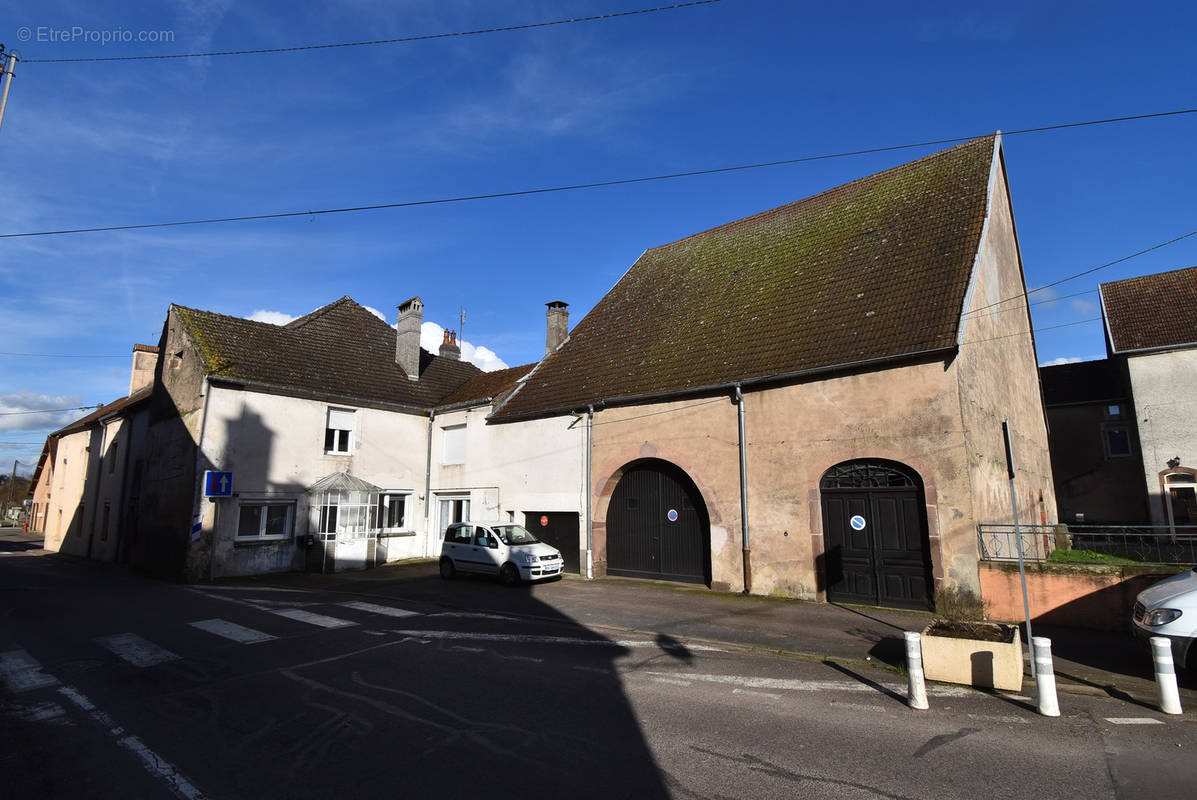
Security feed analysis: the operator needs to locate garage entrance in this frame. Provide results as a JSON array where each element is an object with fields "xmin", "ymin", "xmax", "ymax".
[
  {"xmin": 606, "ymin": 460, "xmax": 709, "ymax": 584},
  {"xmin": 523, "ymin": 512, "xmax": 580, "ymax": 574},
  {"xmin": 820, "ymin": 459, "xmax": 932, "ymax": 609}
]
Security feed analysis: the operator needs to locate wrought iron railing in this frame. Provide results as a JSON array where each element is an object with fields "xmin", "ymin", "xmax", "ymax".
[{"xmin": 977, "ymin": 523, "xmax": 1197, "ymax": 566}]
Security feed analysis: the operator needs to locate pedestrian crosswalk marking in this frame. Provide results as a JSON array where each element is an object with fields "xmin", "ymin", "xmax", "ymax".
[
  {"xmin": 189, "ymin": 619, "xmax": 276, "ymax": 644},
  {"xmin": 0, "ymin": 649, "xmax": 60, "ymax": 692},
  {"xmin": 270, "ymin": 608, "xmax": 356, "ymax": 628},
  {"xmin": 338, "ymin": 601, "xmax": 418, "ymax": 618},
  {"xmin": 95, "ymin": 633, "xmax": 181, "ymax": 668}
]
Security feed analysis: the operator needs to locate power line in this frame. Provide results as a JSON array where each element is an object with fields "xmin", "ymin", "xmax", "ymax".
[
  {"xmin": 2, "ymin": 107, "xmax": 1194, "ymax": 241},
  {"xmin": 0, "ymin": 406, "xmax": 101, "ymax": 417},
  {"xmin": 18, "ymin": 1, "xmax": 721, "ymax": 64},
  {"xmin": 0, "ymin": 351, "xmax": 128, "ymax": 358}
]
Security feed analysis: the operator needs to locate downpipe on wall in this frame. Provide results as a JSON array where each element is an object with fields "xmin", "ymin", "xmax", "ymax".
[
  {"xmin": 735, "ymin": 384, "xmax": 751, "ymax": 594},
  {"xmin": 585, "ymin": 405, "xmax": 594, "ymax": 580}
]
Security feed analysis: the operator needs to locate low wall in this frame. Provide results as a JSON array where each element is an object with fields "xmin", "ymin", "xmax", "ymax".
[{"xmin": 979, "ymin": 561, "xmax": 1186, "ymax": 631}]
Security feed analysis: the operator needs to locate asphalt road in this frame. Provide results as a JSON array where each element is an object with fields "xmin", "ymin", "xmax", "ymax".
[{"xmin": 2, "ymin": 529, "xmax": 1194, "ymax": 799}]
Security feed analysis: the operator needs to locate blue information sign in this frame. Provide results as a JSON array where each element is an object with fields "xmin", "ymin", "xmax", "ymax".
[
  {"xmin": 203, "ymin": 471, "xmax": 233, "ymax": 498},
  {"xmin": 849, "ymin": 515, "xmax": 866, "ymax": 531}
]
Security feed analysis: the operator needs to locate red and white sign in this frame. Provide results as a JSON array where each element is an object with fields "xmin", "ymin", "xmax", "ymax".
[{"xmin": 539, "ymin": 515, "xmax": 549, "ymax": 527}]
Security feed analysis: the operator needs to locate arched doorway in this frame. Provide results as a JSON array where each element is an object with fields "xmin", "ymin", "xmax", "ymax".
[
  {"xmin": 820, "ymin": 459, "xmax": 932, "ymax": 609},
  {"xmin": 606, "ymin": 459, "xmax": 710, "ymax": 584}
]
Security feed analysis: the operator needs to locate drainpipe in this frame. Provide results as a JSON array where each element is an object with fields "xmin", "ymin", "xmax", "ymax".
[
  {"xmin": 423, "ymin": 410, "xmax": 435, "ymax": 557},
  {"xmin": 585, "ymin": 405, "xmax": 594, "ymax": 580},
  {"xmin": 735, "ymin": 384, "xmax": 751, "ymax": 594}
]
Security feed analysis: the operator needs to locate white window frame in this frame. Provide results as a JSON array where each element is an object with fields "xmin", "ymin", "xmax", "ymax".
[
  {"xmin": 441, "ymin": 424, "xmax": 466, "ymax": 465},
  {"xmin": 236, "ymin": 502, "xmax": 296, "ymax": 541},
  {"xmin": 325, "ymin": 408, "xmax": 355, "ymax": 455},
  {"xmin": 380, "ymin": 493, "xmax": 410, "ymax": 532}
]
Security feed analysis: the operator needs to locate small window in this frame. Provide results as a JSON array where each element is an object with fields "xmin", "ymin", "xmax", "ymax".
[
  {"xmin": 442, "ymin": 425, "xmax": 466, "ymax": 465},
  {"xmin": 1107, "ymin": 404, "xmax": 1121, "ymax": 417},
  {"xmin": 237, "ymin": 503, "xmax": 295, "ymax": 540},
  {"xmin": 1105, "ymin": 427, "xmax": 1132, "ymax": 458},
  {"xmin": 381, "ymin": 494, "xmax": 408, "ymax": 530},
  {"xmin": 447, "ymin": 524, "xmax": 474, "ymax": 545},
  {"xmin": 325, "ymin": 408, "xmax": 355, "ymax": 454}
]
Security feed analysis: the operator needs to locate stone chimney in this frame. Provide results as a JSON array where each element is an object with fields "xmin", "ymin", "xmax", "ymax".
[
  {"xmin": 129, "ymin": 344, "xmax": 158, "ymax": 395},
  {"xmin": 395, "ymin": 297, "xmax": 424, "ymax": 380},
  {"xmin": 439, "ymin": 329, "xmax": 461, "ymax": 360},
  {"xmin": 545, "ymin": 301, "xmax": 569, "ymax": 354}
]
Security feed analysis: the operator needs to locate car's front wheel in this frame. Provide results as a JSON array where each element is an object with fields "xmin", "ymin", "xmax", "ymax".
[
  {"xmin": 500, "ymin": 563, "xmax": 520, "ymax": 587},
  {"xmin": 439, "ymin": 557, "xmax": 456, "ymax": 579}
]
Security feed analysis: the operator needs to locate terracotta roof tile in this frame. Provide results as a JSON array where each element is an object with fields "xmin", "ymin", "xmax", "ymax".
[
  {"xmin": 174, "ymin": 297, "xmax": 481, "ymax": 410},
  {"xmin": 497, "ymin": 136, "xmax": 998, "ymax": 419},
  {"xmin": 1101, "ymin": 266, "xmax": 1197, "ymax": 353},
  {"xmin": 440, "ymin": 363, "xmax": 535, "ymax": 407}
]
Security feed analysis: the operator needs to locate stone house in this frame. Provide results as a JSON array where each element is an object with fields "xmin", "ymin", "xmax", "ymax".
[
  {"xmin": 133, "ymin": 295, "xmax": 585, "ymax": 581},
  {"xmin": 27, "ymin": 345, "xmax": 158, "ymax": 561},
  {"xmin": 490, "ymin": 134, "xmax": 1057, "ymax": 608}
]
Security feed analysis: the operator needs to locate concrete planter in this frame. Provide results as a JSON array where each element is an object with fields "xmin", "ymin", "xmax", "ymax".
[{"xmin": 920, "ymin": 622, "xmax": 1023, "ymax": 692}]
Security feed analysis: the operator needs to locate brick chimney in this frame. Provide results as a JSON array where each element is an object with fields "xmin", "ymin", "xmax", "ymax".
[
  {"xmin": 439, "ymin": 329, "xmax": 461, "ymax": 360},
  {"xmin": 395, "ymin": 297, "xmax": 423, "ymax": 380},
  {"xmin": 129, "ymin": 344, "xmax": 158, "ymax": 395},
  {"xmin": 545, "ymin": 301, "xmax": 569, "ymax": 354}
]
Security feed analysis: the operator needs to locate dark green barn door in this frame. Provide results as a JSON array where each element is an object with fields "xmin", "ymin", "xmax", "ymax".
[
  {"xmin": 820, "ymin": 460, "xmax": 931, "ymax": 609},
  {"xmin": 607, "ymin": 461, "xmax": 709, "ymax": 584}
]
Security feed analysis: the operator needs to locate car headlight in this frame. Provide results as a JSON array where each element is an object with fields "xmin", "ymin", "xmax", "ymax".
[
  {"xmin": 517, "ymin": 553, "xmax": 539, "ymax": 565},
  {"xmin": 1144, "ymin": 608, "xmax": 1182, "ymax": 627}
]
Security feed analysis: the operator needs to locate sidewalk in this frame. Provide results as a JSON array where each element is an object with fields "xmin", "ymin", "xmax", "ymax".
[{"xmin": 231, "ymin": 558, "xmax": 1193, "ymax": 705}]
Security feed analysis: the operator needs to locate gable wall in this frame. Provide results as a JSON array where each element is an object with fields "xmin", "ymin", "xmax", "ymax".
[
  {"xmin": 1125, "ymin": 348, "xmax": 1197, "ymax": 523},
  {"xmin": 950, "ymin": 148, "xmax": 1057, "ymax": 581}
]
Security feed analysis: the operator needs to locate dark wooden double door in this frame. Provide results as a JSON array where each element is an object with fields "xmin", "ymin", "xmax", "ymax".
[
  {"xmin": 607, "ymin": 461, "xmax": 709, "ymax": 584},
  {"xmin": 821, "ymin": 488, "xmax": 931, "ymax": 609}
]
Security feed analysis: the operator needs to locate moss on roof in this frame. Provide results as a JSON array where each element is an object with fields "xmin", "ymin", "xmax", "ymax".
[
  {"xmin": 173, "ymin": 297, "xmax": 481, "ymax": 410},
  {"xmin": 496, "ymin": 136, "xmax": 999, "ymax": 419},
  {"xmin": 1101, "ymin": 266, "xmax": 1197, "ymax": 353}
]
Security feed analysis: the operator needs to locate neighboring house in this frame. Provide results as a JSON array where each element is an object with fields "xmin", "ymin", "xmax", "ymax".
[
  {"xmin": 28, "ymin": 345, "xmax": 157, "ymax": 562},
  {"xmin": 1100, "ymin": 266, "xmax": 1197, "ymax": 530},
  {"xmin": 491, "ymin": 134, "xmax": 1056, "ymax": 609},
  {"xmin": 133, "ymin": 295, "xmax": 587, "ymax": 582},
  {"xmin": 1040, "ymin": 359, "xmax": 1148, "ymax": 524}
]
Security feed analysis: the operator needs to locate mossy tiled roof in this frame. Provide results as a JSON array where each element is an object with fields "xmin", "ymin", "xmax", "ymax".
[
  {"xmin": 440, "ymin": 362, "xmax": 535, "ymax": 407},
  {"xmin": 496, "ymin": 136, "xmax": 998, "ymax": 420},
  {"xmin": 173, "ymin": 296, "xmax": 481, "ymax": 410},
  {"xmin": 1101, "ymin": 266, "xmax": 1197, "ymax": 353}
]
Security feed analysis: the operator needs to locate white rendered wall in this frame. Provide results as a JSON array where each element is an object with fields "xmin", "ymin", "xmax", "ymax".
[{"xmin": 1127, "ymin": 349, "xmax": 1197, "ymax": 523}]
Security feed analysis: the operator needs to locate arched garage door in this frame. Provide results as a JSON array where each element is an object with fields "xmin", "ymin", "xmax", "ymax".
[
  {"xmin": 820, "ymin": 459, "xmax": 932, "ymax": 609},
  {"xmin": 607, "ymin": 460, "xmax": 710, "ymax": 584}
]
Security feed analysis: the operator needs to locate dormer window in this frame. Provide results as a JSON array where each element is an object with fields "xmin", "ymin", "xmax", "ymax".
[{"xmin": 325, "ymin": 408, "xmax": 355, "ymax": 454}]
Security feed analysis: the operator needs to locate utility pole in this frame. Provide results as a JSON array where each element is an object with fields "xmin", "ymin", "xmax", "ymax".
[{"xmin": 0, "ymin": 46, "xmax": 17, "ymax": 133}]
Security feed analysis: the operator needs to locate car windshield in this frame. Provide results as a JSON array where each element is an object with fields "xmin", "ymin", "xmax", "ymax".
[{"xmin": 492, "ymin": 525, "xmax": 539, "ymax": 545}]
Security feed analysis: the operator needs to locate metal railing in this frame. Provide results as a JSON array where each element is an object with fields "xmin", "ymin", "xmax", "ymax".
[{"xmin": 978, "ymin": 523, "xmax": 1197, "ymax": 566}]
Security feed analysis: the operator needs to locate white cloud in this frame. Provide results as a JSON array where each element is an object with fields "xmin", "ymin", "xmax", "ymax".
[
  {"xmin": 247, "ymin": 309, "xmax": 298, "ymax": 325},
  {"xmin": 0, "ymin": 391, "xmax": 88, "ymax": 433},
  {"xmin": 1039, "ymin": 356, "xmax": 1083, "ymax": 367},
  {"xmin": 420, "ymin": 321, "xmax": 508, "ymax": 372},
  {"xmin": 1070, "ymin": 299, "xmax": 1097, "ymax": 313},
  {"xmin": 362, "ymin": 305, "xmax": 388, "ymax": 322}
]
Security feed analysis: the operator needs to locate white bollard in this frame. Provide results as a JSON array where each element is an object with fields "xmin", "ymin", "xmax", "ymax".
[
  {"xmin": 904, "ymin": 631, "xmax": 929, "ymax": 710},
  {"xmin": 1032, "ymin": 637, "xmax": 1060, "ymax": 717},
  {"xmin": 1149, "ymin": 636, "xmax": 1183, "ymax": 715}
]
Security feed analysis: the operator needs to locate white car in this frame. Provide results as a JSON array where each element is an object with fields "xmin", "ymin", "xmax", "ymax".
[
  {"xmin": 439, "ymin": 522, "xmax": 564, "ymax": 586},
  {"xmin": 1132, "ymin": 567, "xmax": 1197, "ymax": 679}
]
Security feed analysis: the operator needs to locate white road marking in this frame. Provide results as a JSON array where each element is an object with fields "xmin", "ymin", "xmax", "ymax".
[
  {"xmin": 642, "ymin": 671, "xmax": 975, "ymax": 698},
  {"xmin": 271, "ymin": 608, "xmax": 356, "ymax": 628},
  {"xmin": 186, "ymin": 585, "xmax": 309, "ymax": 593},
  {"xmin": 390, "ymin": 629, "xmax": 721, "ymax": 650},
  {"xmin": 450, "ymin": 646, "xmax": 487, "ymax": 653},
  {"xmin": 652, "ymin": 677, "xmax": 694, "ymax": 687},
  {"xmin": 967, "ymin": 713, "xmax": 1029, "ymax": 724},
  {"xmin": 58, "ymin": 685, "xmax": 206, "ymax": 800},
  {"xmin": 733, "ymin": 688, "xmax": 783, "ymax": 700},
  {"xmin": 189, "ymin": 619, "xmax": 276, "ymax": 644},
  {"xmin": 339, "ymin": 601, "xmax": 419, "ymax": 618},
  {"xmin": 95, "ymin": 634, "xmax": 180, "ymax": 668},
  {"xmin": 12, "ymin": 701, "xmax": 70, "ymax": 724},
  {"xmin": 1104, "ymin": 717, "xmax": 1165, "ymax": 725},
  {"xmin": 0, "ymin": 649, "xmax": 60, "ymax": 692},
  {"xmin": 829, "ymin": 701, "xmax": 890, "ymax": 713}
]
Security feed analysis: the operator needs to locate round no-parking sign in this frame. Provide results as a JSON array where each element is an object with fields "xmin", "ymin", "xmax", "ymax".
[
  {"xmin": 666, "ymin": 508, "xmax": 679, "ymax": 522},
  {"xmin": 849, "ymin": 515, "xmax": 866, "ymax": 531}
]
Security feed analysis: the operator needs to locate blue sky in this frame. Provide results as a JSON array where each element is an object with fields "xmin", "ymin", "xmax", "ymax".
[{"xmin": 2, "ymin": 0, "xmax": 1195, "ymax": 474}]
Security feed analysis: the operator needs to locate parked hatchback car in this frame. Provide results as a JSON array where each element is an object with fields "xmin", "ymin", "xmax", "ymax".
[
  {"xmin": 1132, "ymin": 567, "xmax": 1197, "ymax": 680},
  {"xmin": 439, "ymin": 522, "xmax": 564, "ymax": 585}
]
